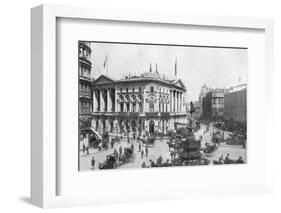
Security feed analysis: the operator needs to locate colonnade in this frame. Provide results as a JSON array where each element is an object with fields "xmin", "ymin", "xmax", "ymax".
[
  {"xmin": 170, "ymin": 90, "xmax": 185, "ymax": 112},
  {"xmin": 93, "ymin": 88, "xmax": 116, "ymax": 112}
]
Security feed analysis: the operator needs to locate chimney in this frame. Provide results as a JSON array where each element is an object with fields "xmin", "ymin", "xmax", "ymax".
[{"xmin": 149, "ymin": 64, "xmax": 152, "ymax": 72}]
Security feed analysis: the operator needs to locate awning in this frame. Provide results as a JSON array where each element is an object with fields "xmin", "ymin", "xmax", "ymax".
[{"xmin": 90, "ymin": 128, "xmax": 102, "ymax": 140}]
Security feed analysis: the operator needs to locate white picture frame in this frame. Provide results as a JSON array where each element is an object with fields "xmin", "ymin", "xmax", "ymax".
[{"xmin": 31, "ymin": 4, "xmax": 274, "ymax": 208}]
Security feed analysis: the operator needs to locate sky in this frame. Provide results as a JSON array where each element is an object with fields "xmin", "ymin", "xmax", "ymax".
[{"xmin": 89, "ymin": 42, "xmax": 248, "ymax": 101}]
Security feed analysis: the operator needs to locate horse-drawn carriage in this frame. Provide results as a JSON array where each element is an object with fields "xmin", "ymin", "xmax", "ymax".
[
  {"xmin": 99, "ymin": 147, "xmax": 135, "ymax": 169},
  {"xmin": 119, "ymin": 147, "xmax": 135, "ymax": 164},
  {"xmin": 99, "ymin": 153, "xmax": 118, "ymax": 169},
  {"xmin": 212, "ymin": 132, "xmax": 223, "ymax": 144},
  {"xmin": 213, "ymin": 155, "xmax": 245, "ymax": 165},
  {"xmin": 203, "ymin": 143, "xmax": 217, "ymax": 154},
  {"xmin": 225, "ymin": 132, "xmax": 246, "ymax": 147}
]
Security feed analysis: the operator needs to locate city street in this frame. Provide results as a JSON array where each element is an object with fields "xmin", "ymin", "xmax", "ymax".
[{"xmin": 79, "ymin": 123, "xmax": 246, "ymax": 171}]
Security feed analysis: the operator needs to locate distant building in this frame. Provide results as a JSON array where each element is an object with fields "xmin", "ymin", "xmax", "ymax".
[
  {"xmin": 79, "ymin": 42, "xmax": 93, "ymax": 145},
  {"xmin": 202, "ymin": 89, "xmax": 225, "ymax": 120},
  {"xmin": 198, "ymin": 84, "xmax": 214, "ymax": 117},
  {"xmin": 91, "ymin": 64, "xmax": 188, "ymax": 135},
  {"xmin": 224, "ymin": 84, "xmax": 247, "ymax": 123}
]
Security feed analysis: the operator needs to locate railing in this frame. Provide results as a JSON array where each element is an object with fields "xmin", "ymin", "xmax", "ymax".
[
  {"xmin": 79, "ymin": 75, "xmax": 92, "ymax": 82},
  {"xmin": 145, "ymin": 112, "xmax": 160, "ymax": 118},
  {"xmin": 160, "ymin": 112, "xmax": 170, "ymax": 119},
  {"xmin": 80, "ymin": 90, "xmax": 91, "ymax": 97}
]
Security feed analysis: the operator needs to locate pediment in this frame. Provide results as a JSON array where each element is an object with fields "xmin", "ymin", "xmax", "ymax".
[
  {"xmin": 173, "ymin": 79, "xmax": 186, "ymax": 89},
  {"xmin": 94, "ymin": 74, "xmax": 116, "ymax": 85}
]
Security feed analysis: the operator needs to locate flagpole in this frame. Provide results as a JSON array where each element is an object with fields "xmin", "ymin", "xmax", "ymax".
[{"xmin": 106, "ymin": 55, "xmax": 109, "ymax": 75}]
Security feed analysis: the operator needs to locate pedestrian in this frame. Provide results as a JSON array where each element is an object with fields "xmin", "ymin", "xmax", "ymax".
[
  {"xmin": 145, "ymin": 146, "xmax": 148, "ymax": 157},
  {"xmin": 237, "ymin": 156, "xmax": 244, "ymax": 163},
  {"xmin": 173, "ymin": 151, "xmax": 176, "ymax": 159},
  {"xmin": 219, "ymin": 155, "xmax": 224, "ymax": 164},
  {"xmin": 141, "ymin": 161, "xmax": 146, "ymax": 168},
  {"xmin": 86, "ymin": 146, "xmax": 89, "ymax": 155},
  {"xmin": 170, "ymin": 150, "xmax": 174, "ymax": 159},
  {"xmin": 163, "ymin": 159, "xmax": 171, "ymax": 167},
  {"xmin": 133, "ymin": 133, "xmax": 136, "ymax": 142},
  {"xmin": 110, "ymin": 139, "xmax": 114, "ymax": 148},
  {"xmin": 91, "ymin": 156, "xmax": 95, "ymax": 169},
  {"xmin": 119, "ymin": 146, "xmax": 123, "ymax": 156},
  {"xmin": 138, "ymin": 142, "xmax": 141, "ymax": 152},
  {"xmin": 149, "ymin": 159, "xmax": 156, "ymax": 168},
  {"xmin": 141, "ymin": 149, "xmax": 144, "ymax": 158},
  {"xmin": 82, "ymin": 143, "xmax": 86, "ymax": 153}
]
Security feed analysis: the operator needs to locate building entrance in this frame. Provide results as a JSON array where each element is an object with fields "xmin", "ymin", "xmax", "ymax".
[{"xmin": 149, "ymin": 120, "xmax": 155, "ymax": 134}]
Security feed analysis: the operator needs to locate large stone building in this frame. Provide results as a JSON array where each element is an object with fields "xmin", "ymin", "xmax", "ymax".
[
  {"xmin": 79, "ymin": 41, "xmax": 93, "ymax": 142},
  {"xmin": 224, "ymin": 84, "xmax": 247, "ymax": 123},
  {"xmin": 91, "ymin": 66, "xmax": 188, "ymax": 135},
  {"xmin": 197, "ymin": 84, "xmax": 214, "ymax": 117},
  {"xmin": 202, "ymin": 89, "xmax": 225, "ymax": 120}
]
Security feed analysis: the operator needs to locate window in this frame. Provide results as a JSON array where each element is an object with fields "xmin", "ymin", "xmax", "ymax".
[
  {"xmin": 149, "ymin": 103, "xmax": 154, "ymax": 112},
  {"xmin": 139, "ymin": 103, "xmax": 143, "ymax": 112},
  {"xmin": 139, "ymin": 87, "xmax": 141, "ymax": 92},
  {"xmin": 120, "ymin": 103, "xmax": 124, "ymax": 112},
  {"xmin": 126, "ymin": 88, "xmax": 128, "ymax": 93},
  {"xmin": 150, "ymin": 87, "xmax": 154, "ymax": 92},
  {"xmin": 132, "ymin": 88, "xmax": 135, "ymax": 92}
]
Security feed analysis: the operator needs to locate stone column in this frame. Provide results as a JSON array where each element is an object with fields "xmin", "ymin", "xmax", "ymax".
[
  {"xmin": 143, "ymin": 88, "xmax": 149, "ymax": 112},
  {"xmin": 92, "ymin": 90, "xmax": 96, "ymax": 112},
  {"xmin": 114, "ymin": 119, "xmax": 118, "ymax": 133},
  {"xmin": 116, "ymin": 101, "xmax": 119, "ymax": 112},
  {"xmin": 177, "ymin": 92, "xmax": 178, "ymax": 112},
  {"xmin": 170, "ymin": 90, "xmax": 173, "ymax": 112},
  {"xmin": 136, "ymin": 102, "xmax": 139, "ymax": 112},
  {"xmin": 107, "ymin": 89, "xmax": 111, "ymax": 112},
  {"xmin": 173, "ymin": 91, "xmax": 176, "ymax": 112},
  {"xmin": 179, "ymin": 92, "xmax": 182, "ymax": 112},
  {"xmin": 114, "ymin": 88, "xmax": 117, "ymax": 112},
  {"xmin": 99, "ymin": 90, "xmax": 104, "ymax": 112}
]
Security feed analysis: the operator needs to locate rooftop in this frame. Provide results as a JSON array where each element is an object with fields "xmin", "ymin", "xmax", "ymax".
[{"xmin": 227, "ymin": 84, "xmax": 247, "ymax": 93}]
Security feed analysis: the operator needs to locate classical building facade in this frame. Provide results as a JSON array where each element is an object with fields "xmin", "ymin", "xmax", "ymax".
[
  {"xmin": 79, "ymin": 42, "xmax": 93, "ymax": 142},
  {"xmin": 202, "ymin": 89, "xmax": 225, "ymax": 120},
  {"xmin": 224, "ymin": 84, "xmax": 247, "ymax": 123},
  {"xmin": 91, "ymin": 69, "xmax": 188, "ymax": 135}
]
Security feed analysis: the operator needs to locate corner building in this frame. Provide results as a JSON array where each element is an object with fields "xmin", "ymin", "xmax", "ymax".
[
  {"xmin": 91, "ymin": 71, "xmax": 187, "ymax": 135},
  {"xmin": 79, "ymin": 42, "xmax": 93, "ymax": 143},
  {"xmin": 202, "ymin": 89, "xmax": 225, "ymax": 120},
  {"xmin": 224, "ymin": 84, "xmax": 247, "ymax": 123}
]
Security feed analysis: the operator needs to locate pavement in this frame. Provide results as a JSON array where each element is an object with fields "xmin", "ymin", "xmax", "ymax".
[{"xmin": 79, "ymin": 124, "xmax": 247, "ymax": 171}]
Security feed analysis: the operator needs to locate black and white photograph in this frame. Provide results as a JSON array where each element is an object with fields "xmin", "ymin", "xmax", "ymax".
[{"xmin": 79, "ymin": 41, "xmax": 247, "ymax": 171}]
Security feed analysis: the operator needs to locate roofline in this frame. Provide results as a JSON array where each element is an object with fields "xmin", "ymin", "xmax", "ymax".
[{"xmin": 93, "ymin": 74, "xmax": 187, "ymax": 91}]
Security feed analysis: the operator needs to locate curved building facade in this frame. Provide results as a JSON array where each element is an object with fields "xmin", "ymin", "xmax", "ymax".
[{"xmin": 79, "ymin": 42, "xmax": 93, "ymax": 144}]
